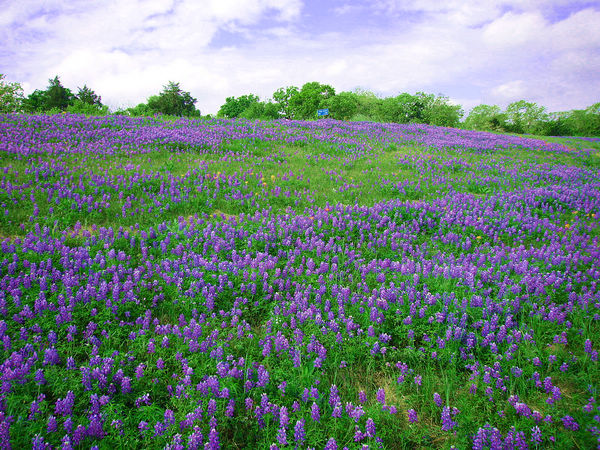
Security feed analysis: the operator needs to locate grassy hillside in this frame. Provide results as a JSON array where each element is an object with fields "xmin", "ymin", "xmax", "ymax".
[{"xmin": 1, "ymin": 114, "xmax": 599, "ymax": 448}]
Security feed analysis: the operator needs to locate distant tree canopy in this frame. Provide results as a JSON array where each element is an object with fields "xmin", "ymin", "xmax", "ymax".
[
  {"xmin": 463, "ymin": 101, "xmax": 599, "ymax": 136},
  {"xmin": 76, "ymin": 85, "xmax": 102, "ymax": 105},
  {"xmin": 0, "ymin": 74, "xmax": 24, "ymax": 113},
  {"xmin": 289, "ymin": 82, "xmax": 336, "ymax": 120},
  {"xmin": 23, "ymin": 76, "xmax": 75, "ymax": 112},
  {"xmin": 145, "ymin": 81, "xmax": 200, "ymax": 117},
  {"xmin": 6, "ymin": 73, "xmax": 599, "ymax": 136},
  {"xmin": 218, "ymin": 94, "xmax": 260, "ymax": 118},
  {"xmin": 272, "ymin": 86, "xmax": 299, "ymax": 119}
]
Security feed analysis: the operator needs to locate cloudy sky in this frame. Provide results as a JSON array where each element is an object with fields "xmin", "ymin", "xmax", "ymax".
[{"xmin": 1, "ymin": 0, "xmax": 599, "ymax": 115}]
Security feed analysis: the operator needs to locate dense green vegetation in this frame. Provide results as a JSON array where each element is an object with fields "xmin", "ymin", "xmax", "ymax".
[{"xmin": 2, "ymin": 74, "xmax": 597, "ymax": 136}]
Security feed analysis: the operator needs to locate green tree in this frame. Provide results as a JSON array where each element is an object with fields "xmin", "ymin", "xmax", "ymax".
[
  {"xmin": 76, "ymin": 85, "xmax": 102, "ymax": 105},
  {"xmin": 325, "ymin": 91, "xmax": 359, "ymax": 120},
  {"xmin": 23, "ymin": 76, "xmax": 75, "ymax": 112},
  {"xmin": 0, "ymin": 74, "xmax": 24, "ymax": 113},
  {"xmin": 45, "ymin": 76, "xmax": 75, "ymax": 111},
  {"xmin": 125, "ymin": 103, "xmax": 154, "ymax": 117},
  {"xmin": 289, "ymin": 82, "xmax": 335, "ymax": 120},
  {"xmin": 351, "ymin": 88, "xmax": 381, "ymax": 121},
  {"xmin": 464, "ymin": 104, "xmax": 507, "ymax": 131},
  {"xmin": 147, "ymin": 81, "xmax": 200, "ymax": 117},
  {"xmin": 272, "ymin": 86, "xmax": 299, "ymax": 119},
  {"xmin": 377, "ymin": 93, "xmax": 428, "ymax": 124},
  {"xmin": 218, "ymin": 94, "xmax": 260, "ymax": 118},
  {"xmin": 504, "ymin": 100, "xmax": 548, "ymax": 134},
  {"xmin": 240, "ymin": 101, "xmax": 280, "ymax": 120},
  {"xmin": 422, "ymin": 94, "xmax": 463, "ymax": 127}
]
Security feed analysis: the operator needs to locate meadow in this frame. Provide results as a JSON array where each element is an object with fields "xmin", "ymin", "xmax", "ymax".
[{"xmin": 0, "ymin": 113, "xmax": 599, "ymax": 449}]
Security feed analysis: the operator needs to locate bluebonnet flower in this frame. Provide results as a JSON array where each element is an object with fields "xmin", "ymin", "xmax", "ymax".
[
  {"xmin": 311, "ymin": 402, "xmax": 321, "ymax": 422},
  {"xmin": 408, "ymin": 409, "xmax": 418, "ymax": 423},
  {"xmin": 561, "ymin": 415, "xmax": 579, "ymax": 431},
  {"xmin": 433, "ymin": 392, "xmax": 443, "ymax": 407},
  {"xmin": 365, "ymin": 417, "xmax": 376, "ymax": 437},
  {"xmin": 441, "ymin": 406, "xmax": 457, "ymax": 431},
  {"xmin": 294, "ymin": 419, "xmax": 306, "ymax": 444}
]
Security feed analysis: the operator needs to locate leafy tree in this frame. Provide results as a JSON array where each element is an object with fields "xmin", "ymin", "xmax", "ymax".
[
  {"xmin": 45, "ymin": 76, "xmax": 75, "ymax": 111},
  {"xmin": 272, "ymin": 86, "xmax": 299, "ymax": 119},
  {"xmin": 289, "ymin": 82, "xmax": 335, "ymax": 120},
  {"xmin": 0, "ymin": 74, "xmax": 24, "ymax": 113},
  {"xmin": 351, "ymin": 88, "xmax": 381, "ymax": 121},
  {"xmin": 147, "ymin": 81, "xmax": 200, "ymax": 117},
  {"xmin": 23, "ymin": 76, "xmax": 75, "ymax": 112},
  {"xmin": 67, "ymin": 101, "xmax": 109, "ymax": 116},
  {"xmin": 377, "ymin": 93, "xmax": 428, "ymax": 124},
  {"xmin": 464, "ymin": 104, "xmax": 507, "ymax": 131},
  {"xmin": 218, "ymin": 94, "xmax": 260, "ymax": 118},
  {"xmin": 240, "ymin": 101, "xmax": 280, "ymax": 120},
  {"xmin": 125, "ymin": 103, "xmax": 154, "ymax": 117},
  {"xmin": 325, "ymin": 91, "xmax": 359, "ymax": 120},
  {"xmin": 76, "ymin": 85, "xmax": 102, "ymax": 105},
  {"xmin": 504, "ymin": 100, "xmax": 548, "ymax": 134},
  {"xmin": 422, "ymin": 94, "xmax": 463, "ymax": 127}
]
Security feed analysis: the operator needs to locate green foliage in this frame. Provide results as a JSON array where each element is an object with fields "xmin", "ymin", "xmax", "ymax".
[
  {"xmin": 376, "ymin": 92, "xmax": 462, "ymax": 127},
  {"xmin": 0, "ymin": 74, "xmax": 24, "ymax": 113},
  {"xmin": 504, "ymin": 99, "xmax": 548, "ymax": 134},
  {"xmin": 146, "ymin": 81, "xmax": 200, "ymax": 117},
  {"xmin": 464, "ymin": 104, "xmax": 507, "ymax": 132},
  {"xmin": 325, "ymin": 91, "xmax": 359, "ymax": 120},
  {"xmin": 240, "ymin": 100, "xmax": 280, "ymax": 120},
  {"xmin": 289, "ymin": 81, "xmax": 335, "ymax": 119},
  {"xmin": 76, "ymin": 84, "xmax": 102, "ymax": 106},
  {"xmin": 350, "ymin": 88, "xmax": 381, "ymax": 121},
  {"xmin": 272, "ymin": 85, "xmax": 299, "ymax": 118},
  {"xmin": 66, "ymin": 99, "xmax": 109, "ymax": 116},
  {"xmin": 45, "ymin": 76, "xmax": 75, "ymax": 111},
  {"xmin": 218, "ymin": 94, "xmax": 260, "ymax": 118},
  {"xmin": 422, "ymin": 94, "xmax": 464, "ymax": 127},
  {"xmin": 23, "ymin": 76, "xmax": 75, "ymax": 112}
]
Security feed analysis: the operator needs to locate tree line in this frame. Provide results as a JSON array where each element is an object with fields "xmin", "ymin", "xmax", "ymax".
[{"xmin": 1, "ymin": 74, "xmax": 598, "ymax": 136}]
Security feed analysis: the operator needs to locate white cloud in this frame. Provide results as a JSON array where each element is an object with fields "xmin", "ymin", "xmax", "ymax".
[{"xmin": 1, "ymin": 0, "xmax": 598, "ymax": 113}]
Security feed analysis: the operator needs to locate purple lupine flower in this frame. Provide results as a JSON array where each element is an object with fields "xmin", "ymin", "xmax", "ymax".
[
  {"xmin": 277, "ymin": 427, "xmax": 288, "ymax": 445},
  {"xmin": 365, "ymin": 417, "xmax": 376, "ymax": 437},
  {"xmin": 294, "ymin": 419, "xmax": 306, "ymax": 444},
  {"xmin": 354, "ymin": 425, "xmax": 365, "ymax": 442},
  {"xmin": 433, "ymin": 392, "xmax": 443, "ymax": 407},
  {"xmin": 206, "ymin": 427, "xmax": 220, "ymax": 449},
  {"xmin": 414, "ymin": 375, "xmax": 422, "ymax": 388},
  {"xmin": 187, "ymin": 426, "xmax": 204, "ymax": 450},
  {"xmin": 135, "ymin": 364, "xmax": 145, "ymax": 379},
  {"xmin": 121, "ymin": 376, "xmax": 132, "ymax": 394},
  {"xmin": 441, "ymin": 406, "xmax": 457, "ymax": 431},
  {"xmin": 278, "ymin": 381, "xmax": 287, "ymax": 395},
  {"xmin": 225, "ymin": 399, "xmax": 235, "ymax": 417},
  {"xmin": 332, "ymin": 403, "xmax": 342, "ymax": 418},
  {"xmin": 358, "ymin": 390, "xmax": 367, "ymax": 404},
  {"xmin": 311, "ymin": 402, "xmax": 321, "ymax": 422},
  {"xmin": 376, "ymin": 388, "xmax": 385, "ymax": 405},
  {"xmin": 32, "ymin": 434, "xmax": 47, "ymax": 450},
  {"xmin": 329, "ymin": 385, "xmax": 340, "ymax": 407},
  {"xmin": 324, "ymin": 437, "xmax": 338, "ymax": 450},
  {"xmin": 561, "ymin": 415, "xmax": 579, "ymax": 431},
  {"xmin": 47, "ymin": 415, "xmax": 57, "ymax": 433},
  {"xmin": 408, "ymin": 409, "xmax": 418, "ymax": 423},
  {"xmin": 43, "ymin": 347, "xmax": 60, "ymax": 366},
  {"xmin": 531, "ymin": 426, "xmax": 542, "ymax": 444},
  {"xmin": 34, "ymin": 369, "xmax": 46, "ymax": 385}
]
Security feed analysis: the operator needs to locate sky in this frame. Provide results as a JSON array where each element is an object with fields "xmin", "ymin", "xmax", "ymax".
[{"xmin": 1, "ymin": 0, "xmax": 599, "ymax": 115}]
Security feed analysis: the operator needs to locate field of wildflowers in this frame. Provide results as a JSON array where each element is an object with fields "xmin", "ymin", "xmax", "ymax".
[{"xmin": 0, "ymin": 113, "xmax": 599, "ymax": 449}]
